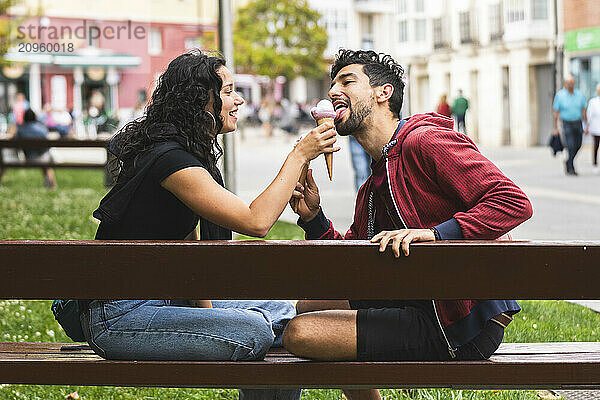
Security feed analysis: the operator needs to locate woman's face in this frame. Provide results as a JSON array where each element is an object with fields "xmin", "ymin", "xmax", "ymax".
[{"xmin": 217, "ymin": 66, "xmax": 244, "ymax": 134}]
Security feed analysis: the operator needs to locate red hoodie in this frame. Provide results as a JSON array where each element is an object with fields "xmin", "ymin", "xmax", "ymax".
[{"xmin": 299, "ymin": 113, "xmax": 533, "ymax": 352}]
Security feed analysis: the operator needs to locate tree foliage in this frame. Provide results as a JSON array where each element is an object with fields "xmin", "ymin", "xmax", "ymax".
[{"xmin": 233, "ymin": 0, "xmax": 328, "ymax": 79}]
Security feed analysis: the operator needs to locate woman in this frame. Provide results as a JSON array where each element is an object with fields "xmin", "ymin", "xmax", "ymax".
[
  {"xmin": 16, "ymin": 108, "xmax": 56, "ymax": 188},
  {"xmin": 83, "ymin": 51, "xmax": 337, "ymax": 370},
  {"xmin": 586, "ymin": 83, "xmax": 600, "ymax": 174},
  {"xmin": 436, "ymin": 94, "xmax": 452, "ymax": 118}
]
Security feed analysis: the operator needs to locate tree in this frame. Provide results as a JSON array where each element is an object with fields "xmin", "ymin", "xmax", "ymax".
[
  {"xmin": 233, "ymin": 0, "xmax": 328, "ymax": 80},
  {"xmin": 0, "ymin": 0, "xmax": 16, "ymax": 59}
]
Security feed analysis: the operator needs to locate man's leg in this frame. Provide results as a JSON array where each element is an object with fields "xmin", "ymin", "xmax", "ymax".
[
  {"xmin": 573, "ymin": 123, "xmax": 583, "ymax": 170},
  {"xmin": 563, "ymin": 122, "xmax": 576, "ymax": 173},
  {"xmin": 283, "ymin": 309, "xmax": 381, "ymax": 400},
  {"xmin": 283, "ymin": 310, "xmax": 357, "ymax": 360}
]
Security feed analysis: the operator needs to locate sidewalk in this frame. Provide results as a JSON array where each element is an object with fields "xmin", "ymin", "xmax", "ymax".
[{"xmin": 234, "ymin": 125, "xmax": 357, "ymax": 231}]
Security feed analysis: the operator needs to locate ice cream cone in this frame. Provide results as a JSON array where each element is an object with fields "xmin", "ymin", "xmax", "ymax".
[
  {"xmin": 317, "ymin": 117, "xmax": 334, "ymax": 180},
  {"xmin": 311, "ymin": 99, "xmax": 337, "ymax": 181}
]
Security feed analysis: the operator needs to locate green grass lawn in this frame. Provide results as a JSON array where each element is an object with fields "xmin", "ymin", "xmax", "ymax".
[{"xmin": 1, "ymin": 169, "xmax": 599, "ymax": 399}]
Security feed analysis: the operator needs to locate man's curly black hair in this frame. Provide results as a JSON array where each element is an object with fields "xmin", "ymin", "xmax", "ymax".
[
  {"xmin": 109, "ymin": 50, "xmax": 225, "ymax": 181},
  {"xmin": 330, "ymin": 49, "xmax": 405, "ymax": 119}
]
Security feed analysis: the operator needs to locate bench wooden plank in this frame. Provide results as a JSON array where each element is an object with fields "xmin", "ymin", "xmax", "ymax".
[
  {"xmin": 1, "ymin": 240, "xmax": 599, "ymax": 300},
  {"xmin": 0, "ymin": 162, "xmax": 105, "ymax": 168},
  {"xmin": 0, "ymin": 342, "xmax": 598, "ymax": 389},
  {"xmin": 0, "ymin": 139, "xmax": 109, "ymax": 149}
]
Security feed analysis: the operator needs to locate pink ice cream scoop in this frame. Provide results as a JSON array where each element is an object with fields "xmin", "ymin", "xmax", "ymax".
[{"xmin": 310, "ymin": 100, "xmax": 336, "ymax": 180}]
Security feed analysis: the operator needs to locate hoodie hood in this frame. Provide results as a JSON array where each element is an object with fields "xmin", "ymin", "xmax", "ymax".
[{"xmin": 386, "ymin": 113, "xmax": 454, "ymax": 158}]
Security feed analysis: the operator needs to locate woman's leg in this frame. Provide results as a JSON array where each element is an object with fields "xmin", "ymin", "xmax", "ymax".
[
  {"xmin": 212, "ymin": 300, "xmax": 296, "ymax": 347},
  {"xmin": 82, "ymin": 300, "xmax": 275, "ymax": 361}
]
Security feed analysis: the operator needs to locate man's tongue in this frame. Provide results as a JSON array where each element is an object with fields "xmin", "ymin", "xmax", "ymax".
[{"xmin": 335, "ymin": 107, "xmax": 347, "ymax": 122}]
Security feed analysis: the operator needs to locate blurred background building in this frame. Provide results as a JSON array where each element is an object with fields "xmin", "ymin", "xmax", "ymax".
[
  {"xmin": 1, "ymin": 0, "xmax": 247, "ymax": 136},
  {"xmin": 2, "ymin": 0, "xmax": 599, "ymax": 148}
]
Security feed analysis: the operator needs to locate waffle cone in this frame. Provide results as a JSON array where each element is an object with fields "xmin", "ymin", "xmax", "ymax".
[{"xmin": 316, "ymin": 117, "xmax": 334, "ymax": 180}]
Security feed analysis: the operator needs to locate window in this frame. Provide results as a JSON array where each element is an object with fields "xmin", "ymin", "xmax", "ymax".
[
  {"xmin": 459, "ymin": 12, "xmax": 471, "ymax": 44},
  {"xmin": 489, "ymin": 2, "xmax": 503, "ymax": 41},
  {"xmin": 531, "ymin": 0, "xmax": 548, "ymax": 20},
  {"xmin": 414, "ymin": 0, "xmax": 424, "ymax": 13},
  {"xmin": 397, "ymin": 0, "xmax": 407, "ymax": 14},
  {"xmin": 433, "ymin": 18, "xmax": 447, "ymax": 49},
  {"xmin": 361, "ymin": 14, "xmax": 374, "ymax": 50},
  {"xmin": 414, "ymin": 18, "xmax": 426, "ymax": 42},
  {"xmin": 506, "ymin": 0, "xmax": 525, "ymax": 23},
  {"xmin": 149, "ymin": 28, "xmax": 162, "ymax": 55},
  {"xmin": 399, "ymin": 20, "xmax": 408, "ymax": 42}
]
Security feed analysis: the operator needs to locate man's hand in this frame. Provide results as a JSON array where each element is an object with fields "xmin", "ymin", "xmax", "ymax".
[
  {"xmin": 370, "ymin": 229, "xmax": 436, "ymax": 257},
  {"xmin": 290, "ymin": 169, "xmax": 321, "ymax": 222},
  {"xmin": 553, "ymin": 128, "xmax": 560, "ymax": 136}
]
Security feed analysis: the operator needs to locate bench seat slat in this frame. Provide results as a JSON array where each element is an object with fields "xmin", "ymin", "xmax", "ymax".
[{"xmin": 0, "ymin": 342, "xmax": 599, "ymax": 389}]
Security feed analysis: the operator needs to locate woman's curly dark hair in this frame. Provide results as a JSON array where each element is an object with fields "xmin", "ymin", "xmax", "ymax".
[
  {"xmin": 109, "ymin": 50, "xmax": 226, "ymax": 181},
  {"xmin": 331, "ymin": 49, "xmax": 405, "ymax": 118}
]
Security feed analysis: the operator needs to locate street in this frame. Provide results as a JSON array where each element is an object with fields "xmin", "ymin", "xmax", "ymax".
[{"xmin": 235, "ymin": 126, "xmax": 600, "ymax": 241}]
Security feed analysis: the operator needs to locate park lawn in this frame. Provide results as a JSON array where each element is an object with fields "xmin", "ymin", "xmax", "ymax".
[{"xmin": 1, "ymin": 169, "xmax": 599, "ymax": 400}]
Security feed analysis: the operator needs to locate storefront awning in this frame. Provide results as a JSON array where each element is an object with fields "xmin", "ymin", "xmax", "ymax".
[{"xmin": 3, "ymin": 52, "xmax": 141, "ymax": 68}]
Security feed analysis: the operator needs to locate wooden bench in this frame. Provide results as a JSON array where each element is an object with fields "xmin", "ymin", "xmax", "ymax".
[
  {"xmin": 0, "ymin": 138, "xmax": 109, "ymax": 169},
  {"xmin": 1, "ymin": 239, "xmax": 599, "ymax": 390},
  {"xmin": 0, "ymin": 138, "xmax": 113, "ymax": 185}
]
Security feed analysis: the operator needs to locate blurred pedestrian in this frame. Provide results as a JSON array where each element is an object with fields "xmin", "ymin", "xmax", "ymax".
[
  {"xmin": 16, "ymin": 109, "xmax": 56, "ymax": 189},
  {"xmin": 12, "ymin": 92, "xmax": 29, "ymax": 126},
  {"xmin": 553, "ymin": 75, "xmax": 587, "ymax": 176},
  {"xmin": 349, "ymin": 135, "xmax": 371, "ymax": 191},
  {"xmin": 452, "ymin": 89, "xmax": 469, "ymax": 134},
  {"xmin": 436, "ymin": 94, "xmax": 452, "ymax": 118},
  {"xmin": 586, "ymin": 83, "xmax": 600, "ymax": 174},
  {"xmin": 258, "ymin": 98, "xmax": 273, "ymax": 137}
]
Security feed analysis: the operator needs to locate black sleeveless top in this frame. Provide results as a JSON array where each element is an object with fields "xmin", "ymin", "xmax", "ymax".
[{"xmin": 94, "ymin": 138, "xmax": 232, "ymax": 241}]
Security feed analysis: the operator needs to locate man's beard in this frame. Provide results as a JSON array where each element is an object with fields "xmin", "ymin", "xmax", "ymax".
[{"xmin": 335, "ymin": 98, "xmax": 373, "ymax": 136}]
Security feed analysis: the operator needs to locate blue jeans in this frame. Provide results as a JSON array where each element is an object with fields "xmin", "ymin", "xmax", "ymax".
[
  {"xmin": 563, "ymin": 120, "xmax": 583, "ymax": 172},
  {"xmin": 349, "ymin": 136, "xmax": 371, "ymax": 191},
  {"xmin": 81, "ymin": 299, "xmax": 300, "ymax": 399}
]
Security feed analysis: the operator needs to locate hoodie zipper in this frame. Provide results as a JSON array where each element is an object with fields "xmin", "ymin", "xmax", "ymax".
[
  {"xmin": 383, "ymin": 142, "xmax": 457, "ymax": 359},
  {"xmin": 432, "ymin": 300, "xmax": 457, "ymax": 358}
]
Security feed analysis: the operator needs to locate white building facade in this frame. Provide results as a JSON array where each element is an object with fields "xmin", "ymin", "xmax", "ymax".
[
  {"xmin": 300, "ymin": 0, "xmax": 558, "ymax": 147},
  {"xmin": 395, "ymin": 0, "xmax": 558, "ymax": 147}
]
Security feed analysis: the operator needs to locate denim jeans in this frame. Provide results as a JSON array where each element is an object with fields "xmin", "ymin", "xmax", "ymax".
[
  {"xmin": 349, "ymin": 135, "xmax": 371, "ymax": 191},
  {"xmin": 563, "ymin": 120, "xmax": 583, "ymax": 172},
  {"xmin": 80, "ymin": 299, "xmax": 300, "ymax": 400}
]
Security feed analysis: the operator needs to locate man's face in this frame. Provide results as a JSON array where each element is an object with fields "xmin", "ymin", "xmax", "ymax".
[
  {"xmin": 328, "ymin": 64, "xmax": 376, "ymax": 136},
  {"xmin": 565, "ymin": 77, "xmax": 575, "ymax": 91}
]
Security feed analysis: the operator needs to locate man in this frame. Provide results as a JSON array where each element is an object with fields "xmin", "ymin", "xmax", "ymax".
[
  {"xmin": 553, "ymin": 75, "xmax": 587, "ymax": 175},
  {"xmin": 282, "ymin": 50, "xmax": 532, "ymax": 400},
  {"xmin": 452, "ymin": 89, "xmax": 469, "ymax": 134}
]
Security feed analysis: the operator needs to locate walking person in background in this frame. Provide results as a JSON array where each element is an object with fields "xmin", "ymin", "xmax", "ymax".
[
  {"xmin": 553, "ymin": 75, "xmax": 587, "ymax": 176},
  {"xmin": 348, "ymin": 136, "xmax": 371, "ymax": 191},
  {"xmin": 586, "ymin": 83, "xmax": 600, "ymax": 175},
  {"xmin": 436, "ymin": 94, "xmax": 452, "ymax": 118},
  {"xmin": 452, "ymin": 89, "xmax": 469, "ymax": 134}
]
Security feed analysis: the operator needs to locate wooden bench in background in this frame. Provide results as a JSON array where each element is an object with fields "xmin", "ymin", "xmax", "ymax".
[
  {"xmin": 0, "ymin": 138, "xmax": 113, "ymax": 185},
  {"xmin": 0, "ymin": 240, "xmax": 599, "ymax": 390}
]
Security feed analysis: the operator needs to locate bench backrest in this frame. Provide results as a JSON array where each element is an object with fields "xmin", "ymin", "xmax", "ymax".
[{"xmin": 1, "ymin": 240, "xmax": 598, "ymax": 300}]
